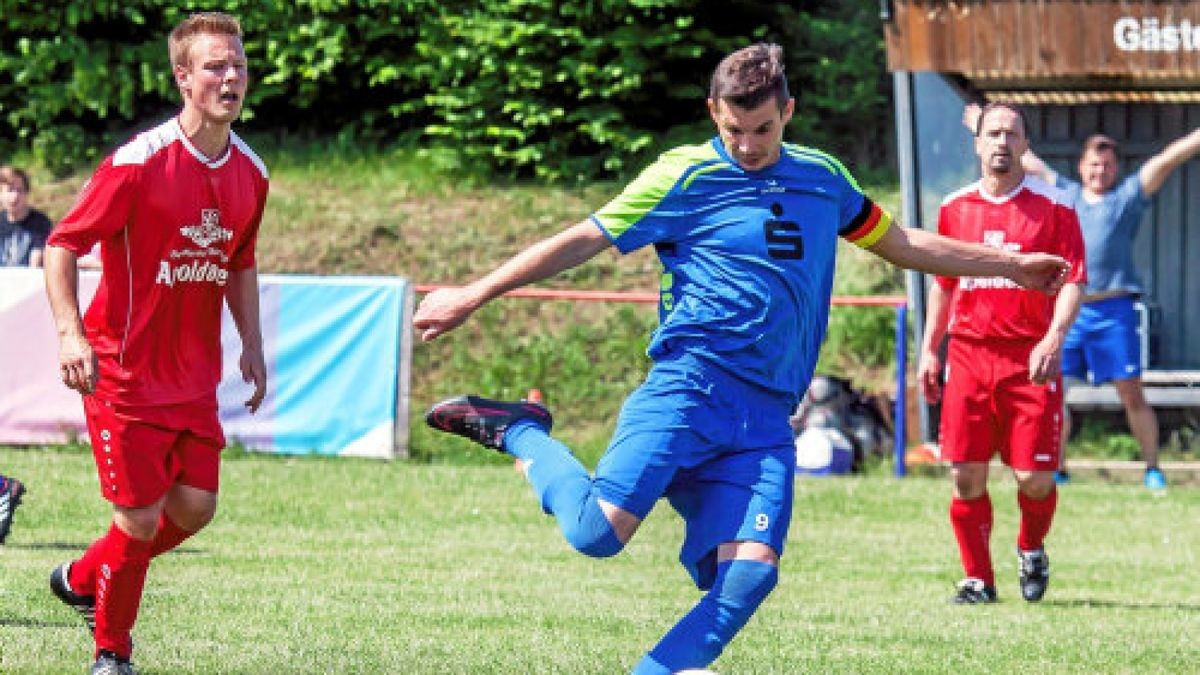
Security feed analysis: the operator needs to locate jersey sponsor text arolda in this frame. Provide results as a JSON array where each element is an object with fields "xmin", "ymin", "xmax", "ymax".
[{"xmin": 156, "ymin": 208, "xmax": 235, "ymax": 288}]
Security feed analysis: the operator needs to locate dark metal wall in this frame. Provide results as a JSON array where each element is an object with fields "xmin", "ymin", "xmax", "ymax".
[{"xmin": 1025, "ymin": 103, "xmax": 1200, "ymax": 369}]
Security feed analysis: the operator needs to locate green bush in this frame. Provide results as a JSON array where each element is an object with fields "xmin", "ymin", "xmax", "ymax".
[
  {"xmin": 0, "ymin": 1, "xmax": 891, "ymax": 181},
  {"xmin": 1071, "ymin": 416, "xmax": 1143, "ymax": 461},
  {"xmin": 0, "ymin": 1, "xmax": 433, "ymax": 171},
  {"xmin": 408, "ymin": 1, "xmax": 737, "ymax": 180}
]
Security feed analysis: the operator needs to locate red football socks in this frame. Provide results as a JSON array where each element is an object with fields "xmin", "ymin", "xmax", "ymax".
[
  {"xmin": 1017, "ymin": 488, "xmax": 1057, "ymax": 552},
  {"xmin": 68, "ymin": 537, "xmax": 107, "ymax": 596},
  {"xmin": 950, "ymin": 493, "xmax": 995, "ymax": 586},
  {"xmin": 93, "ymin": 523, "xmax": 153, "ymax": 659},
  {"xmin": 149, "ymin": 513, "xmax": 194, "ymax": 558},
  {"xmin": 69, "ymin": 513, "xmax": 196, "ymax": 597}
]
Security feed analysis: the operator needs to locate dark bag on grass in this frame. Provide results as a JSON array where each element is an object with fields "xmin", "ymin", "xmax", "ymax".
[{"xmin": 790, "ymin": 375, "xmax": 893, "ymax": 474}]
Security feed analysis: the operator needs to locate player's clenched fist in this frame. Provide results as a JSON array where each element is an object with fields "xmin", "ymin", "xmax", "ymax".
[
  {"xmin": 413, "ymin": 286, "xmax": 483, "ymax": 342},
  {"xmin": 1015, "ymin": 253, "xmax": 1071, "ymax": 295}
]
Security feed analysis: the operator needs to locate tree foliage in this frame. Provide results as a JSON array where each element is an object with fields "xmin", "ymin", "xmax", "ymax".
[{"xmin": 0, "ymin": 0, "xmax": 890, "ymax": 179}]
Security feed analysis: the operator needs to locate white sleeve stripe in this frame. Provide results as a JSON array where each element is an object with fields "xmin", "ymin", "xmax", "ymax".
[
  {"xmin": 112, "ymin": 119, "xmax": 179, "ymax": 167},
  {"xmin": 940, "ymin": 181, "xmax": 980, "ymax": 206},
  {"xmin": 231, "ymin": 133, "xmax": 269, "ymax": 179}
]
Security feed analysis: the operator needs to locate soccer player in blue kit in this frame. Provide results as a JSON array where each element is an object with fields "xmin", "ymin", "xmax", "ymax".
[{"xmin": 416, "ymin": 44, "xmax": 1070, "ymax": 674}]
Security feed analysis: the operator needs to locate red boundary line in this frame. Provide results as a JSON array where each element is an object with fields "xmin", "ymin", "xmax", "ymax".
[{"xmin": 414, "ymin": 283, "xmax": 906, "ymax": 307}]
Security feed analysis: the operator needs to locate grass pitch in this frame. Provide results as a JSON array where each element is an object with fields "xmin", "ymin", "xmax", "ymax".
[{"xmin": 1, "ymin": 446, "xmax": 1197, "ymax": 674}]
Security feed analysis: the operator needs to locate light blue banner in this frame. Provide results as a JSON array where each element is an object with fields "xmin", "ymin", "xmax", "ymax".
[{"xmin": 225, "ymin": 275, "xmax": 413, "ymax": 458}]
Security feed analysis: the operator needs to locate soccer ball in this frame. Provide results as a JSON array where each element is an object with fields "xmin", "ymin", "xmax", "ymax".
[{"xmin": 794, "ymin": 426, "xmax": 855, "ymax": 475}]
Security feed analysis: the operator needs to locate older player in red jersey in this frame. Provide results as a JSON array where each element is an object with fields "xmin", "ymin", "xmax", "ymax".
[
  {"xmin": 918, "ymin": 103, "xmax": 1086, "ymax": 605},
  {"xmin": 43, "ymin": 12, "xmax": 268, "ymax": 674}
]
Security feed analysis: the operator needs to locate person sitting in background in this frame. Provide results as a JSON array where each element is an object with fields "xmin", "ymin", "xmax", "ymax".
[{"xmin": 0, "ymin": 165, "xmax": 54, "ymax": 267}]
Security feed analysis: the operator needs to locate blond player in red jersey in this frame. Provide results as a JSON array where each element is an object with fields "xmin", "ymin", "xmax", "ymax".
[
  {"xmin": 918, "ymin": 103, "xmax": 1086, "ymax": 605},
  {"xmin": 43, "ymin": 12, "xmax": 269, "ymax": 674}
]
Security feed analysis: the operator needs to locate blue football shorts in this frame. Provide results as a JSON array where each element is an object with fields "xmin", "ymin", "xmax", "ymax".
[
  {"xmin": 1062, "ymin": 294, "xmax": 1142, "ymax": 384},
  {"xmin": 593, "ymin": 356, "xmax": 796, "ymax": 590}
]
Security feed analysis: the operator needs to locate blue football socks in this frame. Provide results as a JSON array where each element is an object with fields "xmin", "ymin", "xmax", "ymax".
[
  {"xmin": 633, "ymin": 559, "xmax": 779, "ymax": 674},
  {"xmin": 505, "ymin": 421, "xmax": 624, "ymax": 558}
]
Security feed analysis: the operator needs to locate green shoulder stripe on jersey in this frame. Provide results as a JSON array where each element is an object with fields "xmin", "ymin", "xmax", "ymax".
[
  {"xmin": 680, "ymin": 162, "xmax": 726, "ymax": 191},
  {"xmin": 659, "ymin": 271, "xmax": 675, "ymax": 312},
  {"xmin": 594, "ymin": 142, "xmax": 724, "ymax": 239},
  {"xmin": 783, "ymin": 144, "xmax": 861, "ymax": 191}
]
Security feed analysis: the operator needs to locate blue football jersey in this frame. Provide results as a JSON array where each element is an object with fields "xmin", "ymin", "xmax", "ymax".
[{"xmin": 590, "ymin": 137, "xmax": 892, "ymax": 402}]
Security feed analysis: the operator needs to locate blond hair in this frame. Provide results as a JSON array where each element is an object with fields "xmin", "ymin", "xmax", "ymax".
[{"xmin": 168, "ymin": 12, "xmax": 243, "ymax": 69}]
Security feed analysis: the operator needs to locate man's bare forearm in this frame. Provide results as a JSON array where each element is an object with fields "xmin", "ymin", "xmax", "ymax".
[
  {"xmin": 43, "ymin": 246, "xmax": 86, "ymax": 339},
  {"xmin": 226, "ymin": 266, "xmax": 263, "ymax": 350}
]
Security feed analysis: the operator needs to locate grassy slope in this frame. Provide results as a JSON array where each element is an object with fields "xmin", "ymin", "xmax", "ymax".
[{"xmin": 1, "ymin": 446, "xmax": 1197, "ymax": 673}]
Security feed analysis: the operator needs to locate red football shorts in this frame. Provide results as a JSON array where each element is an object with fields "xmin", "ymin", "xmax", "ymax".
[
  {"xmin": 938, "ymin": 337, "xmax": 1062, "ymax": 471},
  {"xmin": 83, "ymin": 396, "xmax": 225, "ymax": 508}
]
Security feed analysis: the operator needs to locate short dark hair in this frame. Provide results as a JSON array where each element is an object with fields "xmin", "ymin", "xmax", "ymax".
[
  {"xmin": 1082, "ymin": 133, "xmax": 1119, "ymax": 157},
  {"xmin": 0, "ymin": 165, "xmax": 30, "ymax": 193},
  {"xmin": 974, "ymin": 102, "xmax": 1029, "ymax": 137},
  {"xmin": 709, "ymin": 43, "xmax": 790, "ymax": 111}
]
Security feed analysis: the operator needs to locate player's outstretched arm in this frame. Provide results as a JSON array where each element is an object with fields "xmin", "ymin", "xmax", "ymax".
[
  {"xmin": 43, "ymin": 245, "xmax": 97, "ymax": 394},
  {"xmin": 413, "ymin": 221, "xmax": 612, "ymax": 342},
  {"xmin": 868, "ymin": 225, "xmax": 1069, "ymax": 294},
  {"xmin": 226, "ymin": 266, "xmax": 267, "ymax": 413},
  {"xmin": 1139, "ymin": 126, "xmax": 1200, "ymax": 197}
]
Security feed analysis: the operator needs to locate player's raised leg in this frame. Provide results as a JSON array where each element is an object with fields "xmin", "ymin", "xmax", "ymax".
[
  {"xmin": 427, "ymin": 394, "xmax": 631, "ymax": 557},
  {"xmin": 425, "ymin": 394, "xmax": 553, "ymax": 451}
]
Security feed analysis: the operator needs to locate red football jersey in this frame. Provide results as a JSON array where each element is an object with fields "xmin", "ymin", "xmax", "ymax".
[
  {"xmin": 48, "ymin": 118, "xmax": 269, "ymax": 406},
  {"xmin": 935, "ymin": 176, "xmax": 1085, "ymax": 342}
]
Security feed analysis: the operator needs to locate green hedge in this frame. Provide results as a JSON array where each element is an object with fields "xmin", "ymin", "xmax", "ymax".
[{"xmin": 0, "ymin": 0, "xmax": 890, "ymax": 180}]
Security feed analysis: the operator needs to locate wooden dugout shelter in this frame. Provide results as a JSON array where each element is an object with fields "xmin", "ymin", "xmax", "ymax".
[{"xmin": 881, "ymin": 0, "xmax": 1200, "ymax": 438}]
